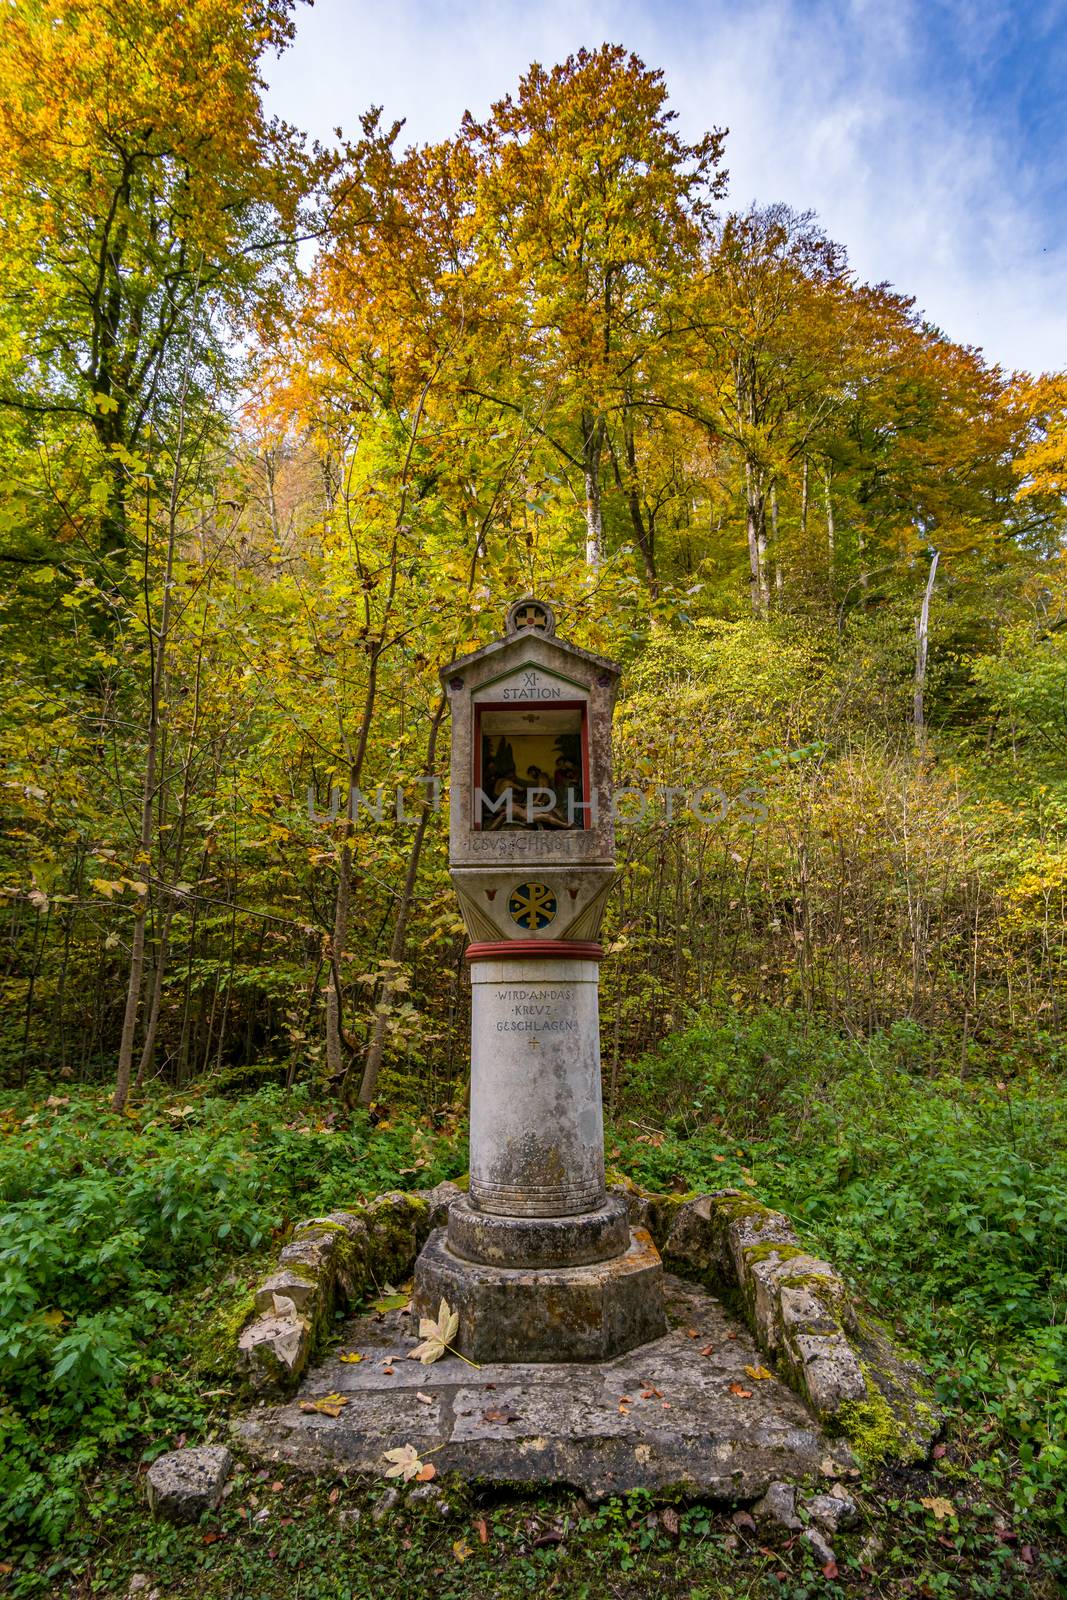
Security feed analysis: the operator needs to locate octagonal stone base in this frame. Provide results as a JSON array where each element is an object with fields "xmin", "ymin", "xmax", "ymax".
[{"xmin": 413, "ymin": 1225, "xmax": 666, "ymax": 1364}]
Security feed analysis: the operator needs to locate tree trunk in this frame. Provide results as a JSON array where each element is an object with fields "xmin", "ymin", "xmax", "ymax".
[
  {"xmin": 914, "ymin": 549, "xmax": 940, "ymax": 742},
  {"xmin": 744, "ymin": 460, "xmax": 769, "ymax": 616},
  {"xmin": 770, "ymin": 481, "xmax": 783, "ymax": 602},
  {"xmin": 325, "ymin": 835, "xmax": 352, "ymax": 1082},
  {"xmin": 133, "ymin": 913, "xmax": 172, "ymax": 1088},
  {"xmin": 325, "ymin": 642, "xmax": 381, "ymax": 1083},
  {"xmin": 823, "ymin": 465, "xmax": 835, "ymax": 568},
  {"xmin": 581, "ymin": 410, "xmax": 605, "ymax": 568},
  {"xmin": 357, "ymin": 696, "xmax": 447, "ymax": 1106},
  {"xmin": 621, "ymin": 411, "xmax": 658, "ymax": 593}
]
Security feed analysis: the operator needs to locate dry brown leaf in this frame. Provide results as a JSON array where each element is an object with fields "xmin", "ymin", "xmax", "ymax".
[
  {"xmin": 298, "ymin": 1393, "xmax": 349, "ymax": 1418},
  {"xmin": 415, "ymin": 1462, "xmax": 437, "ymax": 1482},
  {"xmin": 921, "ymin": 1496, "xmax": 955, "ymax": 1522},
  {"xmin": 482, "ymin": 1406, "xmax": 519, "ymax": 1424},
  {"xmin": 700, "ymin": 1344, "xmax": 715, "ymax": 1356},
  {"xmin": 474, "ymin": 1517, "xmax": 489, "ymax": 1544},
  {"xmin": 728, "ymin": 1383, "xmax": 753, "ymax": 1398},
  {"xmin": 411, "ymin": 1298, "xmax": 461, "ymax": 1365},
  {"xmin": 415, "ymin": 1391, "xmax": 433, "ymax": 1405}
]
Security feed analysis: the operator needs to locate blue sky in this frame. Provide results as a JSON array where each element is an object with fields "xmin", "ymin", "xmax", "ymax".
[{"xmin": 264, "ymin": 0, "xmax": 1067, "ymax": 375}]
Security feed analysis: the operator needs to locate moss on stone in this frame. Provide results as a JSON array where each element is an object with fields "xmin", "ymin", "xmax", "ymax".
[
  {"xmin": 194, "ymin": 1282, "xmax": 259, "ymax": 1382},
  {"xmin": 742, "ymin": 1240, "xmax": 807, "ymax": 1267},
  {"xmin": 836, "ymin": 1358, "xmax": 935, "ymax": 1467}
]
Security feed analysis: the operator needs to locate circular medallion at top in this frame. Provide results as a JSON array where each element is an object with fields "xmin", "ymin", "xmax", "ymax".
[
  {"xmin": 508, "ymin": 882, "xmax": 558, "ymax": 931},
  {"xmin": 505, "ymin": 596, "xmax": 556, "ymax": 638}
]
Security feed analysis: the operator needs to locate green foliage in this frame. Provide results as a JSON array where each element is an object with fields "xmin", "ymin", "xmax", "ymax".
[
  {"xmin": 0, "ymin": 1084, "xmax": 464, "ymax": 1553},
  {"xmin": 611, "ymin": 1008, "xmax": 1067, "ymax": 1531}
]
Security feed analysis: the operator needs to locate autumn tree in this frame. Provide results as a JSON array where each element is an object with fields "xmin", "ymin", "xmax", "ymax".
[
  {"xmin": 0, "ymin": 0, "xmax": 313, "ymax": 594},
  {"xmin": 464, "ymin": 45, "xmax": 725, "ymax": 568}
]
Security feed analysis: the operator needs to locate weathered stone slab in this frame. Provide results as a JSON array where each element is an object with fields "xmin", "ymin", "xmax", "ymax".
[
  {"xmin": 233, "ymin": 1276, "xmax": 853, "ymax": 1503},
  {"xmin": 146, "ymin": 1445, "xmax": 232, "ymax": 1523},
  {"xmin": 254, "ymin": 1270, "xmax": 318, "ymax": 1314}
]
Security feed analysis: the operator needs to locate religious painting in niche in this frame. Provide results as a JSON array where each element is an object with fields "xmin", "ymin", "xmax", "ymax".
[{"xmin": 474, "ymin": 703, "xmax": 588, "ymax": 830}]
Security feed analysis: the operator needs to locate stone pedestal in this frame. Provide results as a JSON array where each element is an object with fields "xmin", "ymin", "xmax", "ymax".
[
  {"xmin": 414, "ymin": 1225, "xmax": 665, "ymax": 1364},
  {"xmin": 413, "ymin": 950, "xmax": 665, "ymax": 1363}
]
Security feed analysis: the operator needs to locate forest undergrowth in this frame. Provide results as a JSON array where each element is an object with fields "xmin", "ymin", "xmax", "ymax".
[{"xmin": 1, "ymin": 1008, "xmax": 1065, "ymax": 1597}]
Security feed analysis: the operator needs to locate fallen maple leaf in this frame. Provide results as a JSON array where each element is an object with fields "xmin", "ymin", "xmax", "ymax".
[
  {"xmin": 920, "ymin": 1496, "xmax": 955, "ymax": 1522},
  {"xmin": 640, "ymin": 1386, "xmax": 663, "ymax": 1399},
  {"xmin": 383, "ymin": 1444, "xmax": 425, "ymax": 1482},
  {"xmin": 745, "ymin": 1364, "xmax": 773, "ymax": 1381},
  {"xmin": 338, "ymin": 1351, "xmax": 364, "ymax": 1364},
  {"xmin": 372, "ymin": 1292, "xmax": 409, "ymax": 1314},
  {"xmin": 411, "ymin": 1298, "xmax": 460, "ymax": 1365},
  {"xmin": 728, "ymin": 1383, "xmax": 753, "ymax": 1398},
  {"xmin": 453, "ymin": 1537, "xmax": 473, "ymax": 1562}
]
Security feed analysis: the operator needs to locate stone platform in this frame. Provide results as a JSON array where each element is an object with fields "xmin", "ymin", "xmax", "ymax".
[{"xmin": 234, "ymin": 1275, "xmax": 856, "ymax": 1503}]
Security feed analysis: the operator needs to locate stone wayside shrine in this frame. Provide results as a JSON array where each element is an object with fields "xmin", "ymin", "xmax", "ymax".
[
  {"xmin": 206, "ymin": 596, "xmax": 943, "ymax": 1539},
  {"xmin": 412, "ymin": 596, "xmax": 665, "ymax": 1361}
]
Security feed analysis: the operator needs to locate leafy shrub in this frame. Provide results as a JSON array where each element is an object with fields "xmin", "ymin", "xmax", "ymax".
[
  {"xmin": 0, "ymin": 1084, "xmax": 463, "ymax": 1552},
  {"xmin": 611, "ymin": 1009, "xmax": 1067, "ymax": 1530}
]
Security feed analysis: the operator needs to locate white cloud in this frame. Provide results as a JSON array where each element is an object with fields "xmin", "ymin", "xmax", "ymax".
[{"xmin": 264, "ymin": 0, "xmax": 1067, "ymax": 374}]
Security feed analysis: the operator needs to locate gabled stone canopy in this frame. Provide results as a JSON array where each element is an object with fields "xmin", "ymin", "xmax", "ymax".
[{"xmin": 441, "ymin": 597, "xmax": 621, "ymax": 872}]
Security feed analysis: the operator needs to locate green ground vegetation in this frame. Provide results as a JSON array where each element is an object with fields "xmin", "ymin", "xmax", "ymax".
[{"xmin": 1, "ymin": 1008, "xmax": 1065, "ymax": 1596}]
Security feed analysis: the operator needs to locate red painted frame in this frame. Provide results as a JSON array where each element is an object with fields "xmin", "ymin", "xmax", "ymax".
[{"xmin": 472, "ymin": 698, "xmax": 591, "ymax": 831}]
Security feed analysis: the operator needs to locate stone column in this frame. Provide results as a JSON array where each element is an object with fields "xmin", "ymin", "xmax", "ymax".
[{"xmin": 467, "ymin": 954, "xmax": 605, "ymax": 1217}]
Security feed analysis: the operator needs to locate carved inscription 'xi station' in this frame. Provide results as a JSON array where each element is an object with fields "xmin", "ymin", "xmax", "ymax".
[{"xmin": 501, "ymin": 669, "xmax": 564, "ymax": 701}]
